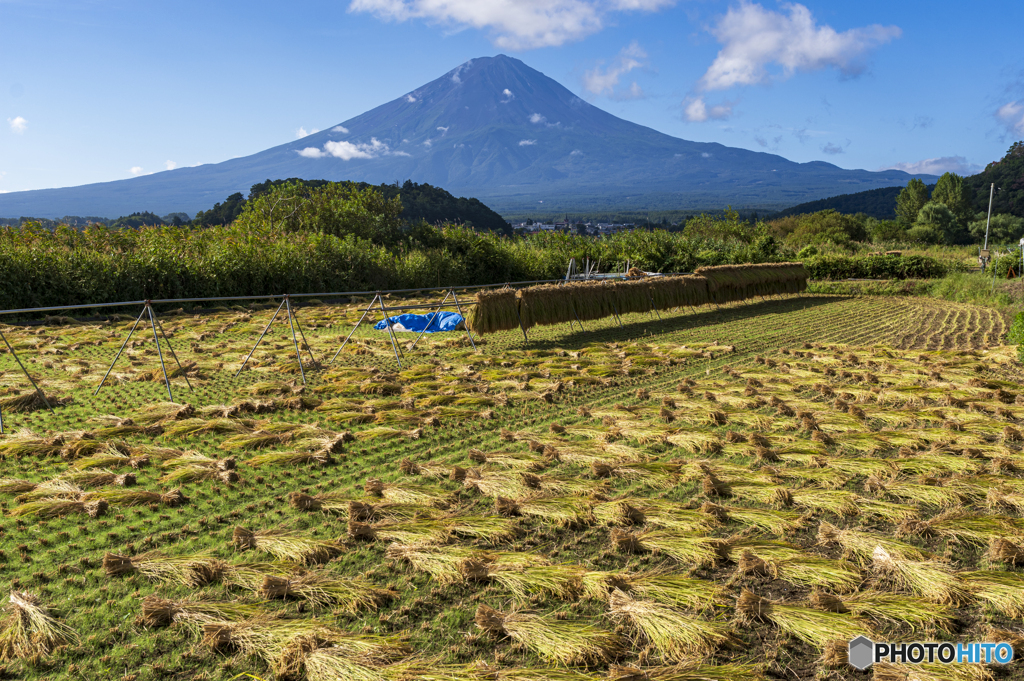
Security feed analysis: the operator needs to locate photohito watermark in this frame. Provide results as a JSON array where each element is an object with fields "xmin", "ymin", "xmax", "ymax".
[{"xmin": 848, "ymin": 636, "xmax": 1014, "ymax": 670}]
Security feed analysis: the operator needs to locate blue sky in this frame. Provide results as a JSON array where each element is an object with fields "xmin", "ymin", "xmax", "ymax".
[{"xmin": 2, "ymin": 0, "xmax": 1023, "ymax": 195}]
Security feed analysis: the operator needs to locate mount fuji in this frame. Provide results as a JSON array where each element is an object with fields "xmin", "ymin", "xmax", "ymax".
[{"xmin": 0, "ymin": 55, "xmax": 933, "ymax": 219}]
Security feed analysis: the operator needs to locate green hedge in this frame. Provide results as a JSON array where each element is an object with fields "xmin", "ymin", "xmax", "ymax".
[{"xmin": 803, "ymin": 254, "xmax": 958, "ymax": 280}]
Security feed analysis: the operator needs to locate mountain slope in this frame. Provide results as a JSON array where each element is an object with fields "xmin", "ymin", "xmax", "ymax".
[{"xmin": 0, "ymin": 55, "xmax": 934, "ymax": 218}]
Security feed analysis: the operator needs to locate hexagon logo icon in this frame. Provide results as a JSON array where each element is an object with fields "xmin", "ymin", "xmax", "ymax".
[{"xmin": 848, "ymin": 636, "xmax": 875, "ymax": 670}]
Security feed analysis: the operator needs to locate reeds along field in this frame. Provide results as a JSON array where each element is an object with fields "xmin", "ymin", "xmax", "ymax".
[{"xmin": 0, "ymin": 287, "xmax": 1020, "ymax": 681}]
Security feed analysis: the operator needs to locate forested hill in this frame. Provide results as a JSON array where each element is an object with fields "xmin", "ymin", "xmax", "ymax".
[
  {"xmin": 967, "ymin": 142, "xmax": 1024, "ymax": 217},
  {"xmin": 775, "ymin": 142, "xmax": 1024, "ymax": 220},
  {"xmin": 193, "ymin": 179, "xmax": 509, "ymax": 232},
  {"xmin": 773, "ymin": 186, "xmax": 910, "ymax": 219}
]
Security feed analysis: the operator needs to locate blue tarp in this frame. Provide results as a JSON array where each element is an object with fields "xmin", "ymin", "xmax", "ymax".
[{"xmin": 374, "ymin": 311, "xmax": 465, "ymax": 333}]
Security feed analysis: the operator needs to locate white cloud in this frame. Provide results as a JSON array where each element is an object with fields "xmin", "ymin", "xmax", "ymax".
[
  {"xmin": 570, "ymin": 149, "xmax": 583, "ymax": 157},
  {"xmin": 324, "ymin": 138, "xmax": 388, "ymax": 160},
  {"xmin": 683, "ymin": 97, "xmax": 733, "ymax": 122},
  {"xmin": 437, "ymin": 126, "xmax": 449, "ymax": 132},
  {"xmin": 996, "ymin": 101, "xmax": 1024, "ymax": 136},
  {"xmin": 529, "ymin": 113, "xmax": 546, "ymax": 124},
  {"xmin": 296, "ymin": 126, "xmax": 320, "ymax": 139},
  {"xmin": 881, "ymin": 156, "xmax": 981, "ymax": 176},
  {"xmin": 130, "ymin": 166, "xmax": 144, "ymax": 176},
  {"xmin": 584, "ymin": 41, "xmax": 646, "ymax": 96},
  {"xmin": 405, "ymin": 94, "xmax": 417, "ymax": 103},
  {"xmin": 164, "ymin": 160, "xmax": 177, "ymax": 170},
  {"xmin": 423, "ymin": 139, "xmax": 433, "ymax": 147},
  {"xmin": 699, "ymin": 1, "xmax": 901, "ymax": 91},
  {"xmin": 296, "ymin": 137, "xmax": 408, "ymax": 161},
  {"xmin": 7, "ymin": 116, "xmax": 26, "ymax": 134},
  {"xmin": 821, "ymin": 142, "xmax": 844, "ymax": 155},
  {"xmin": 701, "ymin": 152, "xmax": 711, "ymax": 158},
  {"xmin": 519, "ymin": 139, "xmax": 537, "ymax": 146},
  {"xmin": 502, "ymin": 88, "xmax": 514, "ymax": 101},
  {"xmin": 611, "ymin": 81, "xmax": 645, "ymax": 101},
  {"xmin": 347, "ymin": 0, "xmax": 676, "ymax": 50},
  {"xmin": 332, "ymin": 125, "xmax": 349, "ymax": 133}
]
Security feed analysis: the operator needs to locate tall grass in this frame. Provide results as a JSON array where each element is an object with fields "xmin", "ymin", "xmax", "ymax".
[{"xmin": 0, "ymin": 220, "xmax": 789, "ymax": 310}]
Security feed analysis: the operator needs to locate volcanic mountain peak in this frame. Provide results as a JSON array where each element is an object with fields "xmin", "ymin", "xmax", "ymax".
[{"xmin": 0, "ymin": 54, "xmax": 933, "ymax": 218}]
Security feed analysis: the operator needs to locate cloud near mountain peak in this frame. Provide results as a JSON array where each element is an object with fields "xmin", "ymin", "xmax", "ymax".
[
  {"xmin": 347, "ymin": 0, "xmax": 676, "ymax": 49},
  {"xmin": 298, "ymin": 137, "xmax": 410, "ymax": 160}
]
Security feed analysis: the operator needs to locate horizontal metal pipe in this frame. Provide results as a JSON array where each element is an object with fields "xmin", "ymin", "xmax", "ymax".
[
  {"xmin": 0, "ymin": 300, "xmax": 147, "ymax": 316},
  {"xmin": 369, "ymin": 301, "xmax": 478, "ymax": 312},
  {"xmin": 0, "ymin": 272, "xmax": 695, "ymax": 318}
]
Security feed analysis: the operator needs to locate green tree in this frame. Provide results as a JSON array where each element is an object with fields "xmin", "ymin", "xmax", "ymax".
[
  {"xmin": 866, "ymin": 218, "xmax": 906, "ymax": 242},
  {"xmin": 234, "ymin": 181, "xmax": 402, "ymax": 245},
  {"xmin": 931, "ymin": 172, "xmax": 974, "ymax": 227},
  {"xmin": 969, "ymin": 213, "xmax": 1024, "ymax": 242},
  {"xmin": 895, "ymin": 179, "xmax": 930, "ymax": 227},
  {"xmin": 782, "ymin": 209, "xmax": 866, "ymax": 249},
  {"xmin": 907, "ymin": 202, "xmax": 955, "ymax": 244},
  {"xmin": 966, "ymin": 141, "xmax": 1024, "ymax": 218}
]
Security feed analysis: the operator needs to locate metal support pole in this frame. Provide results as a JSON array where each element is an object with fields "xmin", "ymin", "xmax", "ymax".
[
  {"xmin": 377, "ymin": 293, "xmax": 404, "ymax": 368},
  {"xmin": 648, "ymin": 293, "xmax": 662, "ymax": 320},
  {"xmin": 450, "ymin": 291, "xmax": 477, "ymax": 350},
  {"xmin": 235, "ymin": 297, "xmax": 286, "ymax": 378},
  {"xmin": 289, "ymin": 300, "xmax": 318, "ymax": 366},
  {"xmin": 94, "ymin": 305, "xmax": 148, "ymax": 396},
  {"xmin": 514, "ymin": 306, "xmax": 529, "ymax": 343},
  {"xmin": 147, "ymin": 304, "xmax": 174, "ymax": 402},
  {"xmin": 569, "ymin": 298, "xmax": 585, "ymax": 332},
  {"xmin": 0, "ymin": 403, "xmax": 4, "ymax": 434},
  {"xmin": 409, "ymin": 291, "xmax": 451, "ymax": 351},
  {"xmin": 611, "ymin": 301, "xmax": 624, "ymax": 329},
  {"xmin": 329, "ymin": 296, "xmax": 376, "ymax": 364},
  {"xmin": 285, "ymin": 296, "xmax": 307, "ymax": 385},
  {"xmin": 153, "ymin": 313, "xmax": 194, "ymax": 392},
  {"xmin": 378, "ymin": 295, "xmax": 405, "ymax": 360},
  {"xmin": 0, "ymin": 327, "xmax": 53, "ymax": 413}
]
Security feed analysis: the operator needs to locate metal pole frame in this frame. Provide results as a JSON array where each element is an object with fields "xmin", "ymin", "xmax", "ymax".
[
  {"xmin": 557, "ymin": 281, "xmax": 577, "ymax": 332},
  {"xmin": 289, "ymin": 301, "xmax": 318, "ymax": 367},
  {"xmin": 568, "ymin": 294, "xmax": 586, "ymax": 332},
  {"xmin": 152, "ymin": 311, "xmax": 194, "ymax": 393},
  {"xmin": 285, "ymin": 296, "xmax": 307, "ymax": 385},
  {"xmin": 408, "ymin": 290, "xmax": 452, "ymax": 352},
  {"xmin": 0, "ymin": 327, "xmax": 53, "ymax": 413},
  {"xmin": 450, "ymin": 291, "xmax": 477, "ymax": 350},
  {"xmin": 147, "ymin": 303, "xmax": 174, "ymax": 402},
  {"xmin": 329, "ymin": 294, "xmax": 378, "ymax": 365},
  {"xmin": 610, "ymin": 300, "xmax": 625, "ymax": 329},
  {"xmin": 94, "ymin": 305, "xmax": 148, "ymax": 396},
  {"xmin": 377, "ymin": 293, "xmax": 404, "ymax": 368},
  {"xmin": 235, "ymin": 298, "xmax": 287, "ymax": 378},
  {"xmin": 647, "ymin": 287, "xmax": 662, "ymax": 320}
]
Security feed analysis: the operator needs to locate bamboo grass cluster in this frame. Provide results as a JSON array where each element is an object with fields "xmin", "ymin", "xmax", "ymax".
[{"xmin": 467, "ymin": 263, "xmax": 807, "ymax": 333}]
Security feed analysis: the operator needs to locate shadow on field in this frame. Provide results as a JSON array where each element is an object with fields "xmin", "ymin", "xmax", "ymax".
[{"xmin": 515, "ymin": 294, "xmax": 847, "ymax": 351}]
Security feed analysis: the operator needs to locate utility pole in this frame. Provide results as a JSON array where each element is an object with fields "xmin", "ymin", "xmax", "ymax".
[
  {"xmin": 984, "ymin": 183, "xmax": 995, "ymax": 250},
  {"xmin": 981, "ymin": 183, "xmax": 995, "ymax": 273}
]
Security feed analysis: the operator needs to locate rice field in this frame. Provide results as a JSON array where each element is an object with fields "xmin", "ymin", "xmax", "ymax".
[{"xmin": 0, "ymin": 291, "xmax": 1019, "ymax": 680}]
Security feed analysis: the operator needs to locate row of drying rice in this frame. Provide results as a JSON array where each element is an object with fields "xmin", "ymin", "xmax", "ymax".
[{"xmin": 467, "ymin": 263, "xmax": 809, "ymax": 333}]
